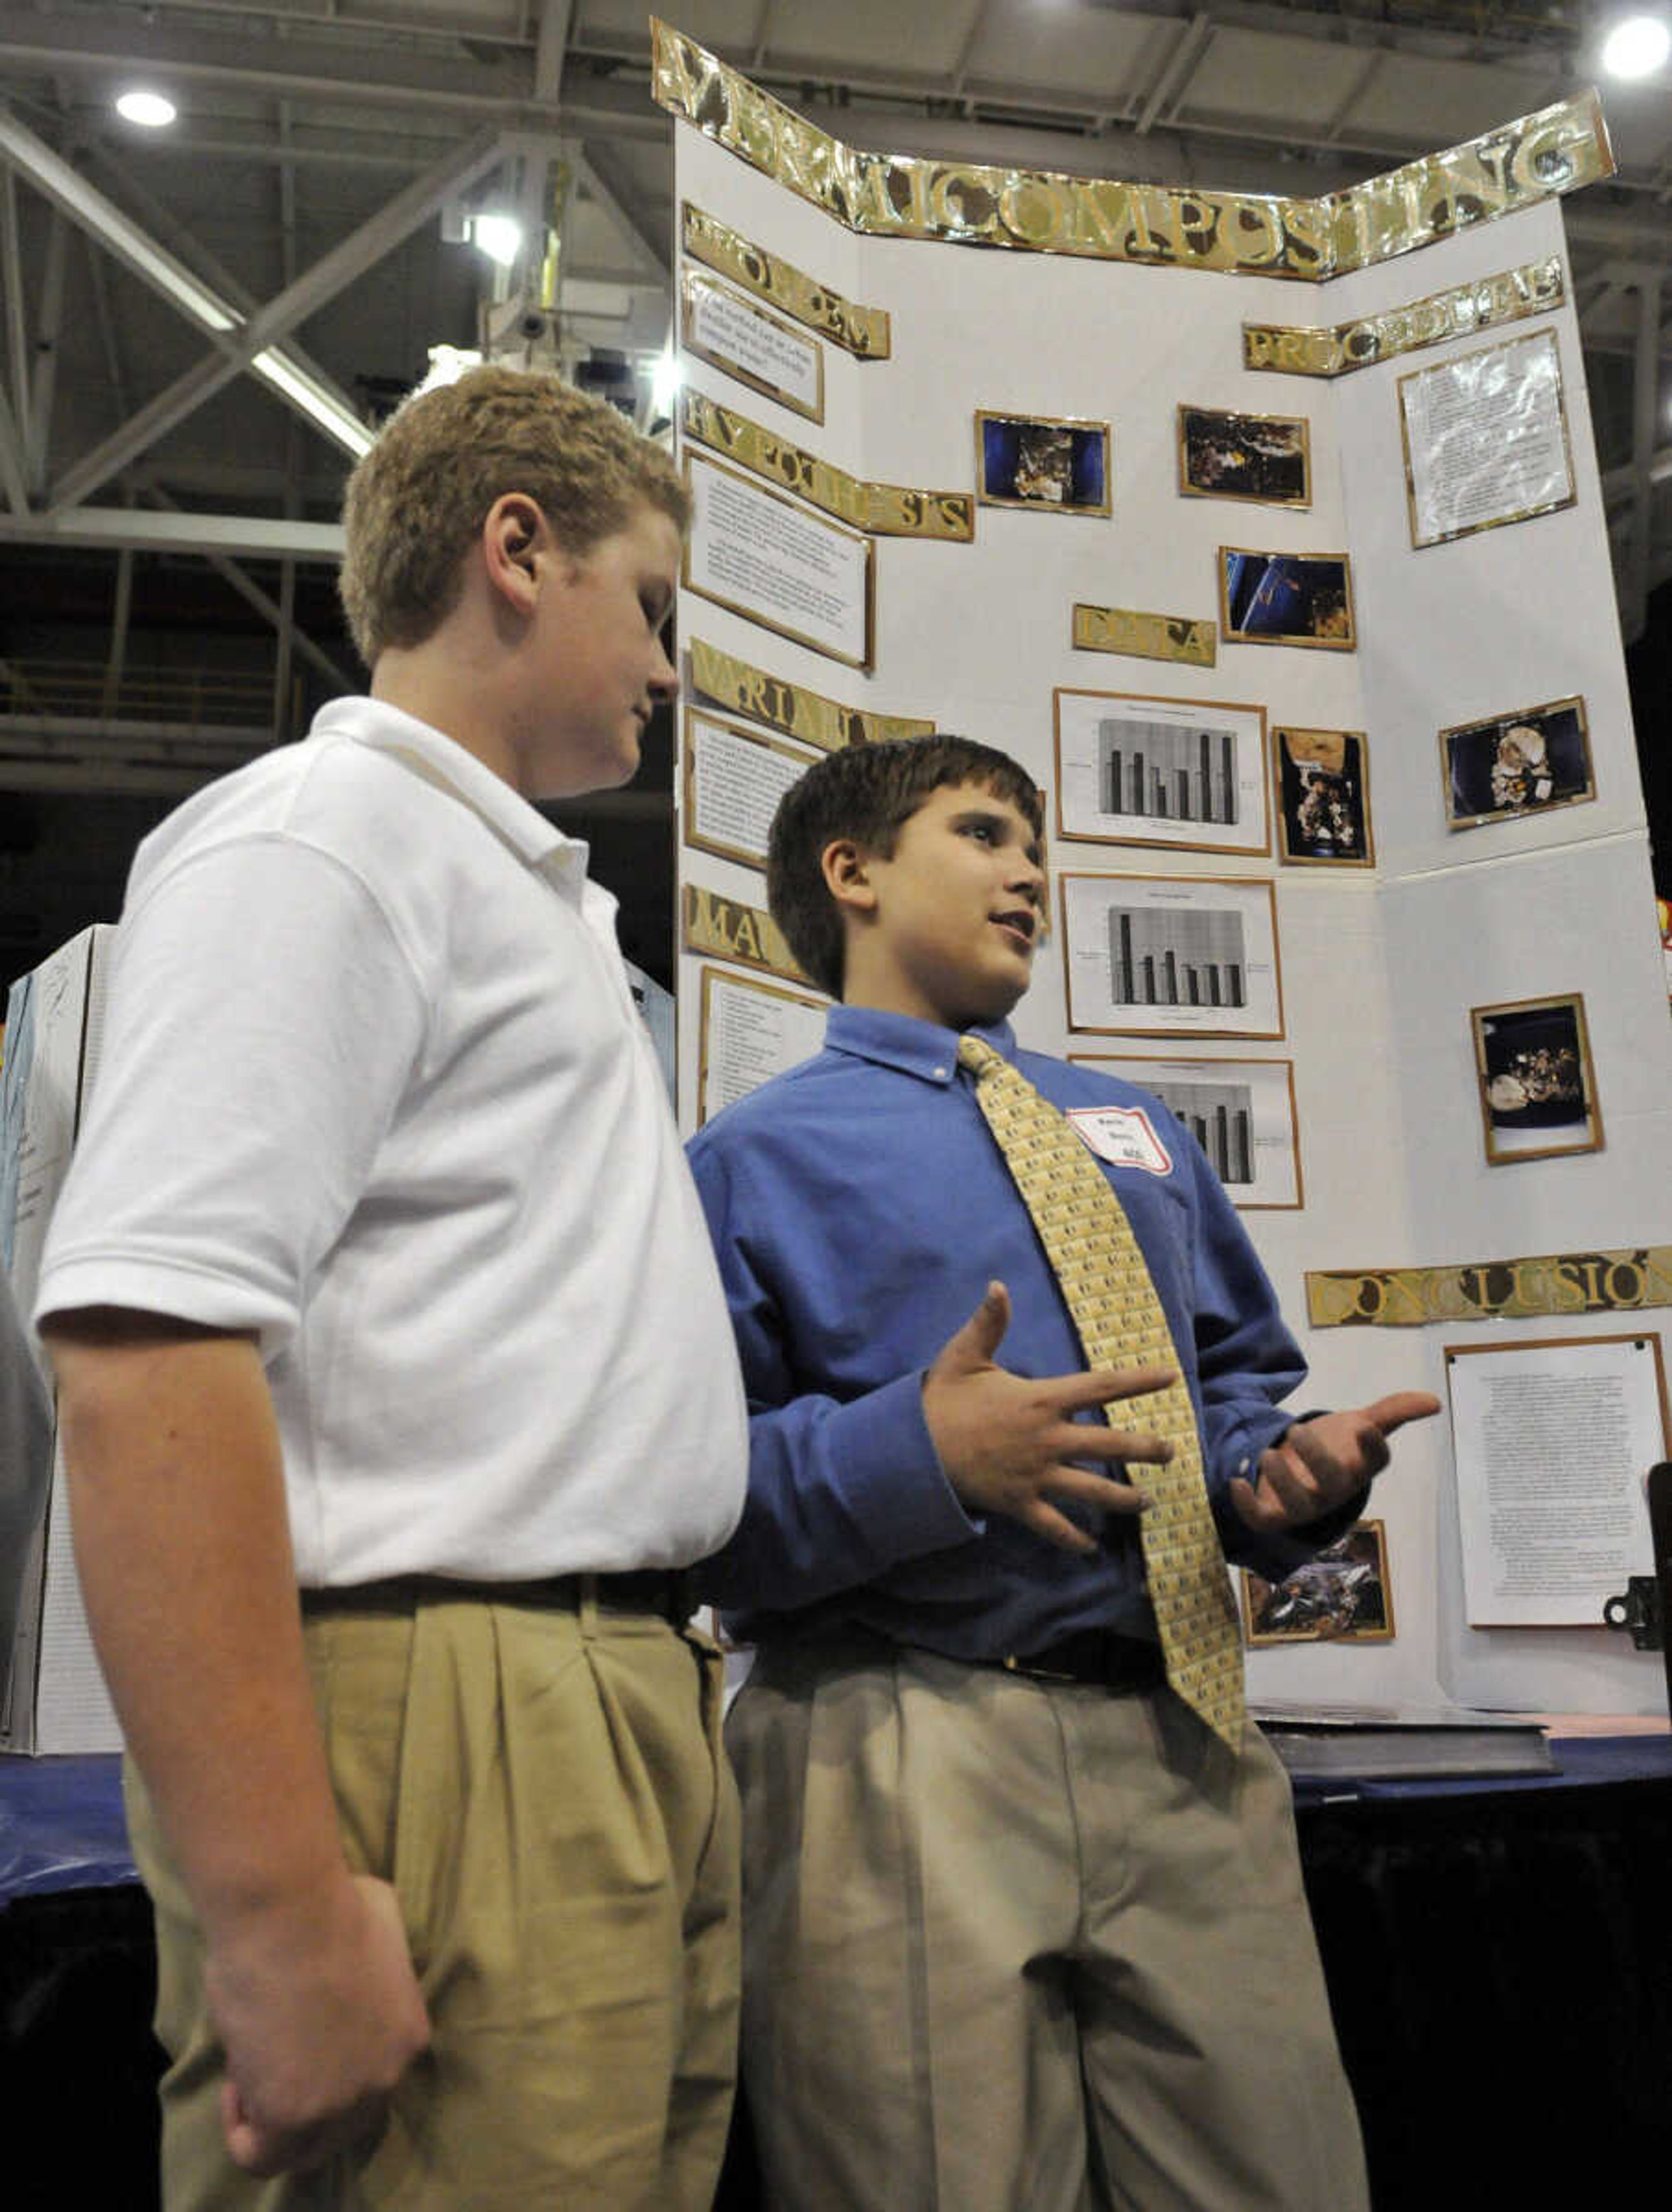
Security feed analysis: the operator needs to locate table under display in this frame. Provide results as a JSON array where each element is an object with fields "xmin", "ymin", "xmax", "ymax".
[{"xmin": 5, "ymin": 1741, "xmax": 1669, "ymax": 2209}]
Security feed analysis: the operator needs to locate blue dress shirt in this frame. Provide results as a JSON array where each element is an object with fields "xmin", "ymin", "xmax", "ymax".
[{"xmin": 688, "ymin": 1006, "xmax": 1337, "ymax": 1660}]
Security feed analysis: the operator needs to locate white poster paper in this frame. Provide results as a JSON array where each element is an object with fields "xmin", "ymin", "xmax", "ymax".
[{"xmin": 1447, "ymin": 1335, "xmax": 1664, "ymax": 1625}]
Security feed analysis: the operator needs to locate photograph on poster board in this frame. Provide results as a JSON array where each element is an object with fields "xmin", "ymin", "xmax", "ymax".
[
  {"xmin": 1439, "ymin": 695, "xmax": 1593, "ymax": 831},
  {"xmin": 1178, "ymin": 406, "xmax": 1311, "ymax": 507},
  {"xmin": 682, "ymin": 708, "xmax": 819, "ymax": 872},
  {"xmin": 1399, "ymin": 327, "xmax": 1575, "ymax": 550},
  {"xmin": 680, "ymin": 268, "xmax": 825, "ymax": 423},
  {"xmin": 1274, "ymin": 726, "xmax": 1374, "ymax": 867},
  {"xmin": 1241, "ymin": 1521, "xmax": 1393, "ymax": 1646},
  {"xmin": 1446, "ymin": 1335, "xmax": 1666, "ymax": 1625},
  {"xmin": 683, "ymin": 451, "xmax": 874, "ymax": 671},
  {"xmin": 698, "ymin": 965, "xmax": 828, "ymax": 1124},
  {"xmin": 1219, "ymin": 549, "xmax": 1355, "ymax": 649},
  {"xmin": 1067, "ymin": 1053, "xmax": 1301, "ymax": 1207},
  {"xmin": 975, "ymin": 410, "xmax": 1111, "ymax": 515},
  {"xmin": 1053, "ymin": 688, "xmax": 1268, "ymax": 856},
  {"xmin": 1061, "ymin": 873, "xmax": 1282, "ymax": 1038},
  {"xmin": 1469, "ymin": 992, "xmax": 1602, "ymax": 1164}
]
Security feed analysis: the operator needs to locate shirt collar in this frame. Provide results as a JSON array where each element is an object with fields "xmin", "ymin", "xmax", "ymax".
[
  {"xmin": 824, "ymin": 1004, "xmax": 1018, "ymax": 1086},
  {"xmin": 313, "ymin": 696, "xmax": 590, "ymax": 896}
]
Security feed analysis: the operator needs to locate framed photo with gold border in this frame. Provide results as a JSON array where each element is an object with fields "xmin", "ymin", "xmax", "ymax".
[
  {"xmin": 1218, "ymin": 547, "xmax": 1355, "ymax": 650},
  {"xmin": 1060, "ymin": 873, "xmax": 1283, "ymax": 1039},
  {"xmin": 682, "ymin": 450, "xmax": 875, "ymax": 671},
  {"xmin": 1241, "ymin": 1521, "xmax": 1394, "ymax": 1646},
  {"xmin": 1054, "ymin": 688, "xmax": 1269, "ymax": 858},
  {"xmin": 697, "ymin": 964, "xmax": 828, "ymax": 1125},
  {"xmin": 680, "ymin": 267, "xmax": 825, "ymax": 424},
  {"xmin": 1274, "ymin": 726, "xmax": 1374, "ymax": 867},
  {"xmin": 1439, "ymin": 695, "xmax": 1594, "ymax": 832},
  {"xmin": 1067, "ymin": 1053, "xmax": 1301, "ymax": 1208},
  {"xmin": 975, "ymin": 409, "xmax": 1111, "ymax": 516},
  {"xmin": 1399, "ymin": 327, "xmax": 1576, "ymax": 551},
  {"xmin": 1469, "ymin": 992, "xmax": 1602, "ymax": 1165},
  {"xmin": 1178, "ymin": 405, "xmax": 1311, "ymax": 508},
  {"xmin": 681, "ymin": 707, "xmax": 819, "ymax": 873}
]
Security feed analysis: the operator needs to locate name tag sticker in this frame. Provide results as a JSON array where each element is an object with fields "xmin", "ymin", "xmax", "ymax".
[{"xmin": 1065, "ymin": 1106, "xmax": 1174, "ymax": 1177}]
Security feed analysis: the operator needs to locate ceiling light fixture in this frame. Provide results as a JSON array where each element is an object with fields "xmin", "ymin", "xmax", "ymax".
[
  {"xmin": 115, "ymin": 89, "xmax": 178, "ymax": 129},
  {"xmin": 468, "ymin": 213, "xmax": 524, "ymax": 269},
  {"xmin": 251, "ymin": 349, "xmax": 376, "ymax": 458},
  {"xmin": 1601, "ymin": 14, "xmax": 1672, "ymax": 77}
]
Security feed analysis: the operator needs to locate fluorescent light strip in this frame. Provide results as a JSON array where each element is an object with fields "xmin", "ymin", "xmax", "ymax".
[{"xmin": 252, "ymin": 351, "xmax": 375, "ymax": 457}]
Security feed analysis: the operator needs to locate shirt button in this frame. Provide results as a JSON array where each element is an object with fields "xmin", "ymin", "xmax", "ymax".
[{"xmin": 933, "ymin": 1065, "xmax": 948, "ymax": 1079}]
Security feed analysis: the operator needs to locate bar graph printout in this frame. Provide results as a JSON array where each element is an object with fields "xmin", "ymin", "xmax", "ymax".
[
  {"xmin": 1068, "ymin": 1055, "xmax": 1301, "ymax": 1207},
  {"xmin": 1054, "ymin": 688, "xmax": 1269, "ymax": 856},
  {"xmin": 1060, "ymin": 873, "xmax": 1283, "ymax": 1038}
]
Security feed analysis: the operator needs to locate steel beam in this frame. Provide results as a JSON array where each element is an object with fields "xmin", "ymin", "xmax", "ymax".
[
  {"xmin": 25, "ymin": 206, "xmax": 67, "ymax": 496},
  {"xmin": 0, "ymin": 378, "xmax": 26, "ymax": 515},
  {"xmin": 48, "ymin": 126, "xmax": 506, "ymax": 509},
  {"xmin": 534, "ymin": 0, "xmax": 575, "ymax": 107},
  {"xmin": 1136, "ymin": 14, "xmax": 1215, "ymax": 138},
  {"xmin": 0, "ymin": 506, "xmax": 344, "ymax": 560}
]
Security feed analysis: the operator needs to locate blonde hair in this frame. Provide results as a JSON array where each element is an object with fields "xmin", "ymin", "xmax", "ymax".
[{"xmin": 338, "ymin": 366, "xmax": 688, "ymax": 667}]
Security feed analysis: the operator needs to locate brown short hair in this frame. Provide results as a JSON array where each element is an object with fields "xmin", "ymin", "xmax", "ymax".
[
  {"xmin": 768, "ymin": 735, "xmax": 1044, "ymax": 999},
  {"xmin": 338, "ymin": 365, "xmax": 688, "ymax": 667}
]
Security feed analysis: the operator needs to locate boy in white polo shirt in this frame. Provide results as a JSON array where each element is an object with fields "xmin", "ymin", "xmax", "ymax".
[{"xmin": 35, "ymin": 368, "xmax": 748, "ymax": 2210}]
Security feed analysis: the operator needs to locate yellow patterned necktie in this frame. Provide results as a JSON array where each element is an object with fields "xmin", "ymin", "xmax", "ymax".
[{"xmin": 957, "ymin": 1033, "xmax": 1244, "ymax": 1748}]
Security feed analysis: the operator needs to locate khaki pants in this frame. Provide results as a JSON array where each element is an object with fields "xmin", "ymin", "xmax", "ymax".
[
  {"xmin": 727, "ymin": 1639, "xmax": 1368, "ymax": 2212},
  {"xmin": 126, "ymin": 1584, "xmax": 740, "ymax": 2211}
]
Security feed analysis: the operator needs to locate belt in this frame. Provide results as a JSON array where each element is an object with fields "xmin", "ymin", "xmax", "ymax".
[
  {"xmin": 992, "ymin": 1628, "xmax": 1166, "ymax": 1692},
  {"xmin": 300, "ymin": 1569, "xmax": 695, "ymax": 1626}
]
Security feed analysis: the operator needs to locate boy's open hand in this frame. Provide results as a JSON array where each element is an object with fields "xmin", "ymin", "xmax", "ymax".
[
  {"xmin": 1230, "ymin": 1392, "xmax": 1441, "ymax": 1534},
  {"xmin": 923, "ymin": 1281, "xmax": 1175, "ymax": 1557}
]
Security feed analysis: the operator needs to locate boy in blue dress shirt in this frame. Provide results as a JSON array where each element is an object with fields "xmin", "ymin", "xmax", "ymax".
[{"xmin": 688, "ymin": 734, "xmax": 1437, "ymax": 2212}]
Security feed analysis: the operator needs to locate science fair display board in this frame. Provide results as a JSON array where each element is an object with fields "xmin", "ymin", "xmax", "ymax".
[{"xmin": 658, "ymin": 21, "xmax": 1672, "ymax": 1716}]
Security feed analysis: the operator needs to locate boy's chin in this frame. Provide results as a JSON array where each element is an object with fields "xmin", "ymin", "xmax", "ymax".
[{"xmin": 945, "ymin": 976, "xmax": 1031, "ymax": 1030}]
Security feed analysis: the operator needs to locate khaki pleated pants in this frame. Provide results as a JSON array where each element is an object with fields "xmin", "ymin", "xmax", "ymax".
[
  {"xmin": 125, "ymin": 1584, "xmax": 740, "ymax": 2211},
  {"xmin": 726, "ymin": 1639, "xmax": 1368, "ymax": 2212}
]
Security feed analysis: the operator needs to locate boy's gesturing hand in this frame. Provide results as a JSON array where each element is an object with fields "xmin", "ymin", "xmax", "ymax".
[
  {"xmin": 1230, "ymin": 1392, "xmax": 1441, "ymax": 1533},
  {"xmin": 922, "ymin": 1281, "xmax": 1175, "ymax": 1557}
]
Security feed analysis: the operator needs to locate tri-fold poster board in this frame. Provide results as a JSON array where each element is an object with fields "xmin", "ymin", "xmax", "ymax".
[{"xmin": 658, "ymin": 20, "xmax": 1672, "ymax": 1718}]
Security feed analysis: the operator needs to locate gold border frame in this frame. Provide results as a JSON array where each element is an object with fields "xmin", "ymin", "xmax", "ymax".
[
  {"xmin": 1177, "ymin": 405, "xmax": 1311, "ymax": 509},
  {"xmin": 1058, "ymin": 871, "xmax": 1284, "ymax": 1040},
  {"xmin": 681, "ymin": 451, "xmax": 876, "ymax": 673},
  {"xmin": 1273, "ymin": 725, "xmax": 1375, "ymax": 869},
  {"xmin": 680, "ymin": 267, "xmax": 826, "ymax": 425},
  {"xmin": 681, "ymin": 706, "xmax": 820, "ymax": 873},
  {"xmin": 697, "ymin": 963, "xmax": 828, "ymax": 1126},
  {"xmin": 1398, "ymin": 327, "xmax": 1576, "ymax": 551},
  {"xmin": 1469, "ymin": 990, "xmax": 1603, "ymax": 1166},
  {"xmin": 1241, "ymin": 1520, "xmax": 1394, "ymax": 1646},
  {"xmin": 1218, "ymin": 547, "xmax": 1356, "ymax": 651},
  {"xmin": 1439, "ymin": 692, "xmax": 1594, "ymax": 832},
  {"xmin": 1053, "ymin": 686, "xmax": 1271, "ymax": 859},
  {"xmin": 1067, "ymin": 1052, "xmax": 1302, "ymax": 1210},
  {"xmin": 974, "ymin": 408, "xmax": 1112, "ymax": 516}
]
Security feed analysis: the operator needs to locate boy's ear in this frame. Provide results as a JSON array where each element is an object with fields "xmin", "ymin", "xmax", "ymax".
[
  {"xmin": 820, "ymin": 837, "xmax": 880, "ymax": 917},
  {"xmin": 481, "ymin": 492, "xmax": 549, "ymax": 616}
]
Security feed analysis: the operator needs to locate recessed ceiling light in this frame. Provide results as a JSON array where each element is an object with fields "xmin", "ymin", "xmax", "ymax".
[
  {"xmin": 115, "ymin": 89, "xmax": 178, "ymax": 129},
  {"xmin": 1601, "ymin": 15, "xmax": 1672, "ymax": 78}
]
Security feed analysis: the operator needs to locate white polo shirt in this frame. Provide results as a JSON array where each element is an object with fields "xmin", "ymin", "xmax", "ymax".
[{"xmin": 36, "ymin": 698, "xmax": 748, "ymax": 1584}]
